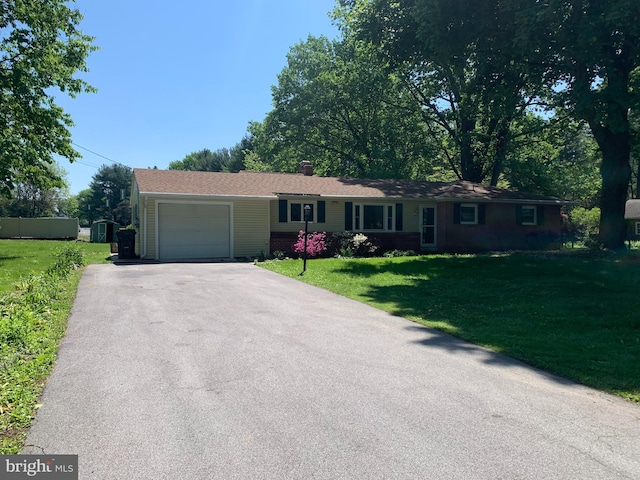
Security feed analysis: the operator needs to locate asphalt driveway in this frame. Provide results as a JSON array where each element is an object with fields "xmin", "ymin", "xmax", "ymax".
[{"xmin": 24, "ymin": 263, "xmax": 640, "ymax": 479}]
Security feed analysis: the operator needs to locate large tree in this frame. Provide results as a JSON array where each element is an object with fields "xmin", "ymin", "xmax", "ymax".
[
  {"xmin": 257, "ymin": 34, "xmax": 436, "ymax": 179},
  {"xmin": 86, "ymin": 164, "xmax": 132, "ymax": 226},
  {"xmin": 0, "ymin": 161, "xmax": 73, "ymax": 217},
  {"xmin": 540, "ymin": 0, "xmax": 640, "ymax": 249},
  {"xmin": 336, "ymin": 0, "xmax": 552, "ymax": 185},
  {"xmin": 0, "ymin": 0, "xmax": 96, "ymax": 197},
  {"xmin": 169, "ymin": 139, "xmax": 252, "ymax": 173}
]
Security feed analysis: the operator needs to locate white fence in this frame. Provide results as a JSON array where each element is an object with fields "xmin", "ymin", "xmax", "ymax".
[{"xmin": 0, "ymin": 217, "xmax": 79, "ymax": 239}]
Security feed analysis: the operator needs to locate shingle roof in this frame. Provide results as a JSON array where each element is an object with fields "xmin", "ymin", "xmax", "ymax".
[
  {"xmin": 133, "ymin": 168, "xmax": 565, "ymax": 203},
  {"xmin": 625, "ymin": 200, "xmax": 640, "ymax": 219}
]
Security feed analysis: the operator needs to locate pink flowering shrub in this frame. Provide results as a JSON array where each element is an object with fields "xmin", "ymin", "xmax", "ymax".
[{"xmin": 293, "ymin": 231, "xmax": 327, "ymax": 258}]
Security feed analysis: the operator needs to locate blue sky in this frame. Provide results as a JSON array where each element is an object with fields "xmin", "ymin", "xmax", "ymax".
[{"xmin": 56, "ymin": 0, "xmax": 340, "ymax": 193}]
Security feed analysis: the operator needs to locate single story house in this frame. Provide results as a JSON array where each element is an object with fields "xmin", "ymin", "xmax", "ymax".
[
  {"xmin": 130, "ymin": 165, "xmax": 567, "ymax": 261},
  {"xmin": 624, "ymin": 199, "xmax": 640, "ymax": 240}
]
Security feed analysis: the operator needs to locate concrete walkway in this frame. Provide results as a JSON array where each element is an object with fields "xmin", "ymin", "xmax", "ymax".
[{"xmin": 24, "ymin": 263, "xmax": 640, "ymax": 479}]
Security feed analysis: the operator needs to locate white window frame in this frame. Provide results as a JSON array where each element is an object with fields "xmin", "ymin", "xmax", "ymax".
[
  {"xmin": 459, "ymin": 203, "xmax": 478, "ymax": 225},
  {"xmin": 521, "ymin": 205, "xmax": 537, "ymax": 226},
  {"xmin": 289, "ymin": 201, "xmax": 316, "ymax": 223},
  {"xmin": 352, "ymin": 203, "xmax": 396, "ymax": 232}
]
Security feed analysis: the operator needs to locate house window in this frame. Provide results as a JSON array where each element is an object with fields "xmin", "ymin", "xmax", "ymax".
[
  {"xmin": 350, "ymin": 203, "xmax": 396, "ymax": 231},
  {"xmin": 636, "ymin": 222, "xmax": 640, "ymax": 236},
  {"xmin": 521, "ymin": 206, "xmax": 537, "ymax": 225},
  {"xmin": 290, "ymin": 202, "xmax": 314, "ymax": 222},
  {"xmin": 363, "ymin": 205, "xmax": 384, "ymax": 230},
  {"xmin": 459, "ymin": 204, "xmax": 478, "ymax": 224}
]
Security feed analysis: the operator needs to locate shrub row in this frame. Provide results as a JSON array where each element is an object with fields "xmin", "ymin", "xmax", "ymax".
[{"xmin": 0, "ymin": 244, "xmax": 85, "ymax": 453}]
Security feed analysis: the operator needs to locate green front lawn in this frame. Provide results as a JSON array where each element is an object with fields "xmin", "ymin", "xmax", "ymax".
[{"xmin": 261, "ymin": 252, "xmax": 640, "ymax": 402}]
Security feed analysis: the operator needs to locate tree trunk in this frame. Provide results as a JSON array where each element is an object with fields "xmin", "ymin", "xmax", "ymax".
[{"xmin": 593, "ymin": 127, "xmax": 631, "ymax": 249}]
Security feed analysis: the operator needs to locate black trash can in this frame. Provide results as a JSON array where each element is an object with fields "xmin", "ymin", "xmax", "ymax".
[{"xmin": 116, "ymin": 229, "xmax": 136, "ymax": 259}]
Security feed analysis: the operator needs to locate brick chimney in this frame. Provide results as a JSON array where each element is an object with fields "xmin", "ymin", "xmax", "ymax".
[{"xmin": 298, "ymin": 160, "xmax": 314, "ymax": 176}]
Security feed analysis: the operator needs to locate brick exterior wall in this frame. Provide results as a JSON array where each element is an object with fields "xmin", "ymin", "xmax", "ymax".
[{"xmin": 439, "ymin": 203, "xmax": 563, "ymax": 253}]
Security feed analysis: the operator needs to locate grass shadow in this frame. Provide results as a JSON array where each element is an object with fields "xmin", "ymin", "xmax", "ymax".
[{"xmin": 334, "ymin": 254, "xmax": 640, "ymax": 400}]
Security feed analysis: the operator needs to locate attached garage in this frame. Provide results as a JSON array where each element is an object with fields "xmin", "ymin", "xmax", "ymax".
[{"xmin": 157, "ymin": 202, "xmax": 232, "ymax": 260}]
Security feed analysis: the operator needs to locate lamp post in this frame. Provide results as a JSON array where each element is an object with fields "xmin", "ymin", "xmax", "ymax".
[{"xmin": 302, "ymin": 204, "xmax": 311, "ymax": 273}]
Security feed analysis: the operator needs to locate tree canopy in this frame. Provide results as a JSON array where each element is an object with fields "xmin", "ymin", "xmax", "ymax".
[
  {"xmin": 254, "ymin": 35, "xmax": 436, "ymax": 179},
  {"xmin": 169, "ymin": 139, "xmax": 253, "ymax": 173},
  {"xmin": 335, "ymin": 0, "xmax": 553, "ymax": 185},
  {"xmin": 0, "ymin": 0, "xmax": 96, "ymax": 197},
  {"xmin": 80, "ymin": 164, "xmax": 132, "ymax": 226},
  {"xmin": 330, "ymin": 0, "xmax": 639, "ymax": 248},
  {"xmin": 540, "ymin": 0, "xmax": 640, "ymax": 248}
]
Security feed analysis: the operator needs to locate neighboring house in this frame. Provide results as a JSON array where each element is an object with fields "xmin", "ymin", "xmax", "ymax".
[
  {"xmin": 624, "ymin": 199, "xmax": 640, "ymax": 240},
  {"xmin": 130, "ymin": 164, "xmax": 567, "ymax": 261}
]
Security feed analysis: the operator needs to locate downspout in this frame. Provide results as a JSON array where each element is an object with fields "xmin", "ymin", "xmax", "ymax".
[{"xmin": 142, "ymin": 195, "xmax": 147, "ymax": 259}]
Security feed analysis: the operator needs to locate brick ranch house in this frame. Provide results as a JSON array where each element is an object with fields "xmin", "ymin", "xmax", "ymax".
[{"xmin": 130, "ymin": 165, "xmax": 567, "ymax": 261}]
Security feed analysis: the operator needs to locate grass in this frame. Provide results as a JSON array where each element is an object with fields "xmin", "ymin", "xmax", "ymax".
[
  {"xmin": 0, "ymin": 240, "xmax": 111, "ymax": 453},
  {"xmin": 260, "ymin": 250, "xmax": 640, "ymax": 402},
  {"xmin": 0, "ymin": 240, "xmax": 111, "ymax": 292}
]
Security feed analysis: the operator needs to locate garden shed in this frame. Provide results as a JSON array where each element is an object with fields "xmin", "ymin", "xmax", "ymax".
[
  {"xmin": 90, "ymin": 219, "xmax": 120, "ymax": 243},
  {"xmin": 624, "ymin": 200, "xmax": 640, "ymax": 240}
]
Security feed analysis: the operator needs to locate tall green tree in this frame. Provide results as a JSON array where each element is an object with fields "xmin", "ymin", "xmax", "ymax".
[
  {"xmin": 540, "ymin": 0, "xmax": 640, "ymax": 248},
  {"xmin": 0, "ymin": 162, "xmax": 71, "ymax": 217},
  {"xmin": 86, "ymin": 164, "xmax": 132, "ymax": 226},
  {"xmin": 336, "ymin": 0, "xmax": 552, "ymax": 185},
  {"xmin": 503, "ymin": 118, "xmax": 601, "ymax": 207},
  {"xmin": 169, "ymin": 140, "xmax": 252, "ymax": 173},
  {"xmin": 258, "ymin": 35, "xmax": 436, "ymax": 179},
  {"xmin": 0, "ymin": 0, "xmax": 96, "ymax": 197}
]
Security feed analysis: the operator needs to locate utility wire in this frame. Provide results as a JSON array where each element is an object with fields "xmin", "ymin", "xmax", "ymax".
[{"xmin": 72, "ymin": 142, "xmax": 131, "ymax": 169}]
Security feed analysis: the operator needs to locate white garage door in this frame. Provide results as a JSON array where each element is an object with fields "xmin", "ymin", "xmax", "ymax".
[{"xmin": 158, "ymin": 203, "xmax": 230, "ymax": 260}]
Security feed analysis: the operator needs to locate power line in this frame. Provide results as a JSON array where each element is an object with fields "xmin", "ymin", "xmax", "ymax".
[{"xmin": 72, "ymin": 142, "xmax": 131, "ymax": 169}]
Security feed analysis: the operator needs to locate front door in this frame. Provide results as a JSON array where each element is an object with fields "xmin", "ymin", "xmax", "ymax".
[{"xmin": 420, "ymin": 205, "xmax": 437, "ymax": 249}]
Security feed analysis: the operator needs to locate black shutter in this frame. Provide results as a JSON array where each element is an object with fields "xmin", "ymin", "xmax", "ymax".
[
  {"xmin": 317, "ymin": 201, "xmax": 326, "ymax": 223},
  {"xmin": 537, "ymin": 205, "xmax": 545, "ymax": 225},
  {"xmin": 395, "ymin": 203, "xmax": 403, "ymax": 231},
  {"xmin": 478, "ymin": 204, "xmax": 486, "ymax": 225},
  {"xmin": 453, "ymin": 203, "xmax": 461, "ymax": 224},
  {"xmin": 516, "ymin": 205, "xmax": 523, "ymax": 225},
  {"xmin": 345, "ymin": 202, "xmax": 353, "ymax": 230},
  {"xmin": 279, "ymin": 199, "xmax": 288, "ymax": 223}
]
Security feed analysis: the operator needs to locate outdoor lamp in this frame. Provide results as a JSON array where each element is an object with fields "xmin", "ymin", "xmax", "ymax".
[{"xmin": 302, "ymin": 204, "xmax": 312, "ymax": 273}]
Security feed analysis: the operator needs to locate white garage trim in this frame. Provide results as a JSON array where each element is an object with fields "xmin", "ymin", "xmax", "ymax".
[{"xmin": 155, "ymin": 200, "xmax": 234, "ymax": 260}]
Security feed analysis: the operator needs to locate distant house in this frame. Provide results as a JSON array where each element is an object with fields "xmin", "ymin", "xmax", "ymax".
[
  {"xmin": 624, "ymin": 200, "xmax": 640, "ymax": 240},
  {"xmin": 130, "ymin": 164, "xmax": 567, "ymax": 261}
]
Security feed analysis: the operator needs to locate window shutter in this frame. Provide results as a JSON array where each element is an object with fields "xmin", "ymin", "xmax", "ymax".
[
  {"xmin": 317, "ymin": 201, "xmax": 326, "ymax": 223},
  {"xmin": 453, "ymin": 203, "xmax": 461, "ymax": 224},
  {"xmin": 516, "ymin": 205, "xmax": 523, "ymax": 225},
  {"xmin": 478, "ymin": 204, "xmax": 486, "ymax": 225},
  {"xmin": 395, "ymin": 203, "xmax": 403, "ymax": 231},
  {"xmin": 537, "ymin": 206, "xmax": 545, "ymax": 225},
  {"xmin": 279, "ymin": 199, "xmax": 288, "ymax": 223},
  {"xmin": 345, "ymin": 202, "xmax": 353, "ymax": 230}
]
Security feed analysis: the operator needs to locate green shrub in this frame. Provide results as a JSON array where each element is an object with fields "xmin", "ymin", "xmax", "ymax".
[
  {"xmin": 332, "ymin": 232, "xmax": 378, "ymax": 257},
  {"xmin": 568, "ymin": 207, "xmax": 602, "ymax": 249},
  {"xmin": 47, "ymin": 244, "xmax": 86, "ymax": 278}
]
